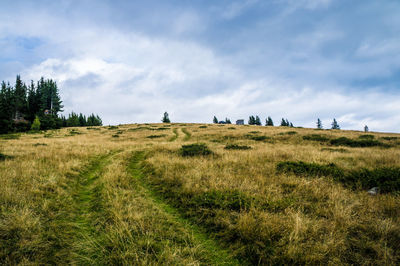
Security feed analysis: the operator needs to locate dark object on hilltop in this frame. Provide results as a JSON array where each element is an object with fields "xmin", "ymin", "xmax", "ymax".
[
  {"xmin": 213, "ymin": 116, "xmax": 218, "ymax": 124},
  {"xmin": 317, "ymin": 118, "xmax": 323, "ymax": 129},
  {"xmin": 331, "ymin": 118, "xmax": 340, "ymax": 129},
  {"xmin": 236, "ymin": 119, "xmax": 244, "ymax": 125},
  {"xmin": 180, "ymin": 143, "xmax": 212, "ymax": 157},
  {"xmin": 265, "ymin": 116, "xmax": 274, "ymax": 126},
  {"xmin": 162, "ymin": 112, "xmax": 170, "ymax": 123}
]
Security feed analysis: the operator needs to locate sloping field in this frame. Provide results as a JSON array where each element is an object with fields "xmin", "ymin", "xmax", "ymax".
[{"xmin": 1, "ymin": 123, "xmax": 399, "ymax": 264}]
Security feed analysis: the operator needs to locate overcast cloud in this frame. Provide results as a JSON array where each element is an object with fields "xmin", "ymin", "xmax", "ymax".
[{"xmin": 1, "ymin": 0, "xmax": 399, "ymax": 132}]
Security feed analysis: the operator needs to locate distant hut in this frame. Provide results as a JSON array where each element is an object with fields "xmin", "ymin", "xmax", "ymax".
[
  {"xmin": 44, "ymin": 109, "xmax": 51, "ymax": 115},
  {"xmin": 236, "ymin": 119, "xmax": 244, "ymax": 125}
]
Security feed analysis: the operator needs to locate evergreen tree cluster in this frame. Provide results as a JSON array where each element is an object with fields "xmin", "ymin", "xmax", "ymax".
[
  {"xmin": 248, "ymin": 115, "xmax": 261, "ymax": 125},
  {"xmin": 280, "ymin": 118, "xmax": 294, "ymax": 127},
  {"xmin": 61, "ymin": 112, "xmax": 102, "ymax": 127},
  {"xmin": 0, "ymin": 75, "xmax": 102, "ymax": 133}
]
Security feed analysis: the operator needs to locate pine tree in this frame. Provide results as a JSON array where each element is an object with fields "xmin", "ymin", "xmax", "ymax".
[
  {"xmin": 248, "ymin": 116, "xmax": 255, "ymax": 125},
  {"xmin": 78, "ymin": 113, "xmax": 86, "ymax": 126},
  {"xmin": 225, "ymin": 118, "xmax": 231, "ymax": 124},
  {"xmin": 13, "ymin": 75, "xmax": 27, "ymax": 119},
  {"xmin": 331, "ymin": 118, "xmax": 340, "ymax": 129},
  {"xmin": 255, "ymin": 116, "xmax": 261, "ymax": 125},
  {"xmin": 31, "ymin": 116, "xmax": 41, "ymax": 131},
  {"xmin": 280, "ymin": 118, "xmax": 287, "ymax": 126},
  {"xmin": 213, "ymin": 116, "xmax": 218, "ymax": 123},
  {"xmin": 266, "ymin": 116, "xmax": 274, "ymax": 126},
  {"xmin": 317, "ymin": 118, "xmax": 323, "ymax": 129},
  {"xmin": 162, "ymin": 112, "xmax": 170, "ymax": 123},
  {"xmin": 290, "ymin": 122, "xmax": 294, "ymax": 127}
]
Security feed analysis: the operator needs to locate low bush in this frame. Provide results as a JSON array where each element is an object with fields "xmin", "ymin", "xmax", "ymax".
[
  {"xmin": 277, "ymin": 161, "xmax": 400, "ymax": 193},
  {"xmin": 0, "ymin": 153, "xmax": 13, "ymax": 161},
  {"xmin": 199, "ymin": 125, "xmax": 207, "ymax": 128},
  {"xmin": 302, "ymin": 134, "xmax": 329, "ymax": 142},
  {"xmin": 180, "ymin": 143, "xmax": 212, "ymax": 157},
  {"xmin": 321, "ymin": 147, "xmax": 348, "ymax": 153},
  {"xmin": 344, "ymin": 167, "xmax": 400, "ymax": 193},
  {"xmin": 146, "ymin": 134, "xmax": 167, "ymax": 139},
  {"xmin": 107, "ymin": 126, "xmax": 119, "ymax": 130},
  {"xmin": 250, "ymin": 135, "xmax": 270, "ymax": 141},
  {"xmin": 0, "ymin": 134, "xmax": 20, "ymax": 140},
  {"xmin": 86, "ymin": 127, "xmax": 101, "ymax": 130},
  {"xmin": 112, "ymin": 134, "xmax": 119, "ymax": 138},
  {"xmin": 330, "ymin": 137, "xmax": 386, "ymax": 147},
  {"xmin": 286, "ymin": 131, "xmax": 297, "ymax": 135},
  {"xmin": 224, "ymin": 144, "xmax": 251, "ymax": 150},
  {"xmin": 277, "ymin": 161, "xmax": 344, "ymax": 178},
  {"xmin": 381, "ymin": 136, "xmax": 398, "ymax": 141}
]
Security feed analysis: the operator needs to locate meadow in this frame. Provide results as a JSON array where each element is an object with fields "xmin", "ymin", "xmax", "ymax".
[{"xmin": 0, "ymin": 123, "xmax": 399, "ymax": 265}]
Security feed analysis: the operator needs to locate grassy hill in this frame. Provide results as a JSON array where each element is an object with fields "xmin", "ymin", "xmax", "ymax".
[{"xmin": 1, "ymin": 123, "xmax": 399, "ymax": 264}]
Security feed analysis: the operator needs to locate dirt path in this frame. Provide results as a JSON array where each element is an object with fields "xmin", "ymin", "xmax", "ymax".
[{"xmin": 128, "ymin": 151, "xmax": 242, "ymax": 265}]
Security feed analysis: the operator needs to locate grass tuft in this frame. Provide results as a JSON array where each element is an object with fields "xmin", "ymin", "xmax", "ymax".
[{"xmin": 224, "ymin": 144, "xmax": 251, "ymax": 150}]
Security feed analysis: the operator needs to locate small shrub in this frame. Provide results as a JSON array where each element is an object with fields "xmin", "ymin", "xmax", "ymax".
[
  {"xmin": 33, "ymin": 143, "xmax": 47, "ymax": 146},
  {"xmin": 381, "ymin": 136, "xmax": 398, "ymax": 141},
  {"xmin": 69, "ymin": 129, "xmax": 82, "ymax": 135},
  {"xmin": 108, "ymin": 126, "xmax": 119, "ymax": 130},
  {"xmin": 277, "ymin": 161, "xmax": 344, "ymax": 178},
  {"xmin": 224, "ymin": 144, "xmax": 251, "ymax": 150},
  {"xmin": 358, "ymin": 134, "xmax": 374, "ymax": 140},
  {"xmin": 249, "ymin": 131, "xmax": 260, "ymax": 134},
  {"xmin": 180, "ymin": 143, "xmax": 212, "ymax": 157},
  {"xmin": 86, "ymin": 127, "xmax": 101, "ymax": 130},
  {"xmin": 228, "ymin": 127, "xmax": 236, "ymax": 130},
  {"xmin": 249, "ymin": 135, "xmax": 270, "ymax": 141},
  {"xmin": 321, "ymin": 148, "xmax": 348, "ymax": 153},
  {"xmin": 199, "ymin": 125, "xmax": 207, "ymax": 128},
  {"xmin": 303, "ymin": 134, "xmax": 329, "ymax": 142},
  {"xmin": 155, "ymin": 127, "xmax": 169, "ymax": 130},
  {"xmin": 330, "ymin": 137, "xmax": 386, "ymax": 147},
  {"xmin": 0, "ymin": 153, "xmax": 13, "ymax": 161},
  {"xmin": 112, "ymin": 134, "xmax": 119, "ymax": 138},
  {"xmin": 286, "ymin": 131, "xmax": 297, "ymax": 135},
  {"xmin": 146, "ymin": 134, "xmax": 167, "ymax": 139}
]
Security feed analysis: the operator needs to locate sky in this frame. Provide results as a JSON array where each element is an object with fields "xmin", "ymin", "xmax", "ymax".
[{"xmin": 0, "ymin": 0, "xmax": 400, "ymax": 132}]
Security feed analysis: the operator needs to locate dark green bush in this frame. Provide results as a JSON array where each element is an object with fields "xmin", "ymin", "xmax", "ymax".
[
  {"xmin": 330, "ymin": 137, "xmax": 386, "ymax": 147},
  {"xmin": 199, "ymin": 125, "xmax": 207, "ymax": 128},
  {"xmin": 108, "ymin": 126, "xmax": 119, "ymax": 130},
  {"xmin": 249, "ymin": 131, "xmax": 260, "ymax": 134},
  {"xmin": 277, "ymin": 161, "xmax": 344, "ymax": 178},
  {"xmin": 112, "ymin": 134, "xmax": 119, "ymax": 138},
  {"xmin": 286, "ymin": 131, "xmax": 297, "ymax": 135},
  {"xmin": 344, "ymin": 168, "xmax": 400, "ymax": 193},
  {"xmin": 180, "ymin": 143, "xmax": 212, "ymax": 157},
  {"xmin": 86, "ymin": 127, "xmax": 100, "ymax": 130},
  {"xmin": 250, "ymin": 135, "xmax": 270, "ymax": 141},
  {"xmin": 0, "ymin": 153, "xmax": 13, "ymax": 161},
  {"xmin": 224, "ymin": 144, "xmax": 251, "ymax": 150},
  {"xmin": 0, "ymin": 134, "xmax": 20, "ymax": 140},
  {"xmin": 302, "ymin": 134, "xmax": 329, "ymax": 142},
  {"xmin": 381, "ymin": 136, "xmax": 398, "ymax": 141},
  {"xmin": 146, "ymin": 134, "xmax": 167, "ymax": 139}
]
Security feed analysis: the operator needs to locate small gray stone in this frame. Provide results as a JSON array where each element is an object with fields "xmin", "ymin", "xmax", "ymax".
[{"xmin": 368, "ymin": 187, "xmax": 380, "ymax": 195}]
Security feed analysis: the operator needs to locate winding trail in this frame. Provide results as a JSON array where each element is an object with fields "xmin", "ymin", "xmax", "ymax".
[
  {"xmin": 181, "ymin": 128, "xmax": 191, "ymax": 141},
  {"xmin": 128, "ymin": 151, "xmax": 242, "ymax": 265},
  {"xmin": 169, "ymin": 128, "xmax": 179, "ymax": 141}
]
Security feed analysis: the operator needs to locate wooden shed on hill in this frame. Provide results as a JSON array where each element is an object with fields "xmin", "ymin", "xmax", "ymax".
[{"xmin": 236, "ymin": 119, "xmax": 244, "ymax": 125}]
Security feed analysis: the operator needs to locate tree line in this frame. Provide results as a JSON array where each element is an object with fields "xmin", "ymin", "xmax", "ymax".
[
  {"xmin": 0, "ymin": 75, "xmax": 102, "ymax": 134},
  {"xmin": 212, "ymin": 115, "xmax": 368, "ymax": 131}
]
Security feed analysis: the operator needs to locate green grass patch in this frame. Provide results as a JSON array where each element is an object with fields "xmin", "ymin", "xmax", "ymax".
[
  {"xmin": 0, "ymin": 134, "xmax": 20, "ymax": 140},
  {"xmin": 302, "ymin": 134, "xmax": 329, "ymax": 142},
  {"xmin": 33, "ymin": 143, "xmax": 48, "ymax": 146},
  {"xmin": 199, "ymin": 125, "xmax": 207, "ymax": 128},
  {"xmin": 381, "ymin": 136, "xmax": 398, "ymax": 141},
  {"xmin": 86, "ymin": 127, "xmax": 101, "ymax": 130},
  {"xmin": 180, "ymin": 143, "xmax": 212, "ymax": 157},
  {"xmin": 182, "ymin": 128, "xmax": 191, "ymax": 141},
  {"xmin": 107, "ymin": 126, "xmax": 119, "ymax": 130},
  {"xmin": 224, "ymin": 144, "xmax": 251, "ymax": 150}
]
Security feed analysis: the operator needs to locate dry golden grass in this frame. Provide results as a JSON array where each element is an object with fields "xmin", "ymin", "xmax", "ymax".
[{"xmin": 0, "ymin": 123, "xmax": 399, "ymax": 264}]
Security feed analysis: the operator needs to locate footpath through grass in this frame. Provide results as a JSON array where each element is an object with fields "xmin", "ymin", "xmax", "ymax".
[
  {"xmin": 128, "ymin": 151, "xmax": 243, "ymax": 265},
  {"xmin": 43, "ymin": 152, "xmax": 116, "ymax": 264}
]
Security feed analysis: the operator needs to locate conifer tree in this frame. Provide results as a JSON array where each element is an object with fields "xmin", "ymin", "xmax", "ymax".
[
  {"xmin": 31, "ymin": 116, "xmax": 41, "ymax": 131},
  {"xmin": 331, "ymin": 118, "xmax": 340, "ymax": 129},
  {"xmin": 213, "ymin": 116, "xmax": 218, "ymax": 124},
  {"xmin": 255, "ymin": 116, "xmax": 261, "ymax": 125},
  {"xmin": 162, "ymin": 112, "xmax": 170, "ymax": 123},
  {"xmin": 364, "ymin": 125, "xmax": 369, "ymax": 132},
  {"xmin": 225, "ymin": 118, "xmax": 231, "ymax": 124},
  {"xmin": 280, "ymin": 118, "xmax": 287, "ymax": 126},
  {"xmin": 266, "ymin": 116, "xmax": 274, "ymax": 126},
  {"xmin": 248, "ymin": 115, "xmax": 256, "ymax": 125},
  {"xmin": 317, "ymin": 118, "xmax": 323, "ymax": 129}
]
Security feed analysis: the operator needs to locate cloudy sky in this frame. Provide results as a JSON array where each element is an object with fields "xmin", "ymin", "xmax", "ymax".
[{"xmin": 1, "ymin": 0, "xmax": 400, "ymax": 132}]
